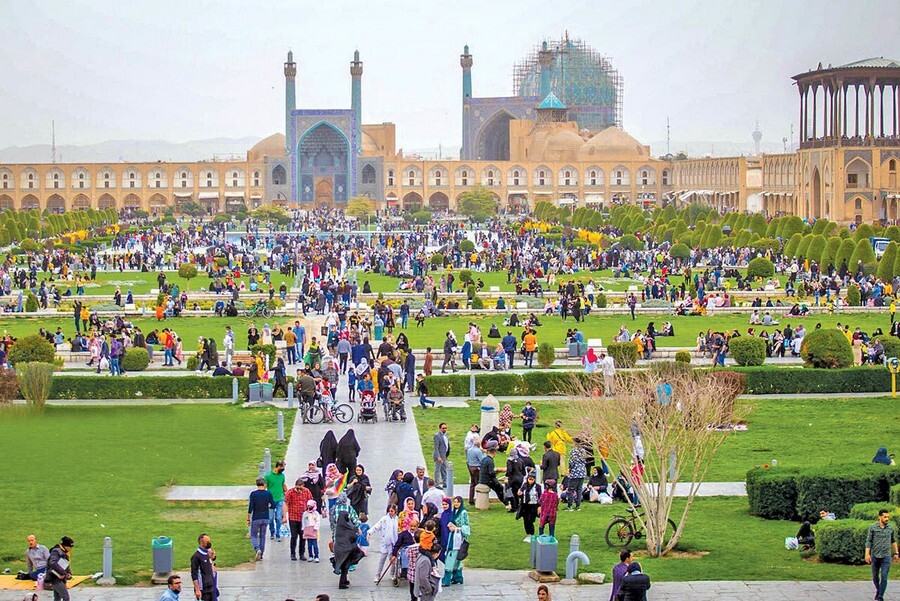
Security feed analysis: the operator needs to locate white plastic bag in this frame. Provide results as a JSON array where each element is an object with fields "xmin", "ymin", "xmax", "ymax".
[{"xmin": 784, "ymin": 536, "xmax": 798, "ymax": 550}]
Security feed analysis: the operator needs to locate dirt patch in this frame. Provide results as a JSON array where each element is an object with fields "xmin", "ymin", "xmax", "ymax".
[
  {"xmin": 632, "ymin": 549, "xmax": 710, "ymax": 559},
  {"xmin": 158, "ymin": 508, "xmax": 237, "ymax": 527}
]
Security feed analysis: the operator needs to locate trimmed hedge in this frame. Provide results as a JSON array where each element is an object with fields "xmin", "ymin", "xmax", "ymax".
[
  {"xmin": 46, "ymin": 375, "xmax": 248, "ymax": 400},
  {"xmin": 892, "ymin": 483, "xmax": 900, "ymax": 506},
  {"xmin": 747, "ymin": 467, "xmax": 799, "ymax": 520},
  {"xmin": 746, "ymin": 464, "xmax": 900, "ymax": 521},
  {"xmin": 728, "ymin": 336, "xmax": 766, "ymax": 366},
  {"xmin": 732, "ymin": 366, "xmax": 890, "ymax": 395},
  {"xmin": 674, "ymin": 350, "xmax": 691, "ymax": 364},
  {"xmin": 8, "ymin": 334, "xmax": 56, "ymax": 366},
  {"xmin": 801, "ymin": 328, "xmax": 853, "ymax": 368},
  {"xmin": 849, "ymin": 502, "xmax": 900, "ymax": 530},
  {"xmin": 425, "ymin": 366, "xmax": 894, "ymax": 397},
  {"xmin": 796, "ymin": 465, "xmax": 892, "ymax": 520},
  {"xmin": 607, "ymin": 341, "xmax": 638, "ymax": 368},
  {"xmin": 817, "ymin": 519, "xmax": 869, "ymax": 564},
  {"xmin": 121, "ymin": 347, "xmax": 150, "ymax": 371}
]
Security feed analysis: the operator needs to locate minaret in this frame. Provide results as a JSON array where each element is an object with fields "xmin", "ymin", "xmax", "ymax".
[
  {"xmin": 351, "ymin": 50, "xmax": 363, "ymax": 157},
  {"xmin": 538, "ymin": 41, "xmax": 553, "ymax": 98},
  {"xmin": 284, "ymin": 50, "xmax": 297, "ymax": 156},
  {"xmin": 752, "ymin": 121, "xmax": 762, "ymax": 155},
  {"xmin": 460, "ymin": 44, "xmax": 473, "ymax": 159}
]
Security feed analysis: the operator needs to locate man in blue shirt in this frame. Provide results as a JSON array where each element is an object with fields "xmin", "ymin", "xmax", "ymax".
[
  {"xmin": 501, "ymin": 331, "xmax": 518, "ymax": 369},
  {"xmin": 159, "ymin": 574, "xmax": 182, "ymax": 601},
  {"xmin": 292, "ymin": 321, "xmax": 306, "ymax": 363},
  {"xmin": 247, "ymin": 478, "xmax": 274, "ymax": 561}
]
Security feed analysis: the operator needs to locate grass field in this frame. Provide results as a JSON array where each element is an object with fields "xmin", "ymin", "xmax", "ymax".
[
  {"xmin": 413, "ymin": 395, "xmax": 900, "ymax": 483},
  {"xmin": 46, "ymin": 267, "xmax": 791, "ymax": 298},
  {"xmin": 0, "ymin": 405, "xmax": 292, "ymax": 581},
  {"xmin": 464, "ymin": 496, "xmax": 869, "ymax": 580},
  {"xmin": 1, "ymin": 310, "xmax": 892, "ymax": 356},
  {"xmin": 413, "ymin": 396, "xmax": 899, "ymax": 579}
]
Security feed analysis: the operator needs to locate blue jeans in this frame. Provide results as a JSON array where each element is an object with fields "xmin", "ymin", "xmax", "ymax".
[
  {"xmin": 164, "ymin": 348, "xmax": 173, "ymax": 365},
  {"xmin": 250, "ymin": 519, "xmax": 269, "ymax": 554},
  {"xmin": 419, "ymin": 394, "xmax": 435, "ymax": 408},
  {"xmin": 269, "ymin": 500, "xmax": 284, "ymax": 537},
  {"xmin": 306, "ymin": 539, "xmax": 319, "ymax": 559},
  {"xmin": 110, "ymin": 356, "xmax": 121, "ymax": 376},
  {"xmin": 872, "ymin": 556, "xmax": 891, "ymax": 600},
  {"xmin": 286, "ymin": 346, "xmax": 297, "ymax": 364},
  {"xmin": 401, "ymin": 315, "xmax": 408, "ymax": 329}
]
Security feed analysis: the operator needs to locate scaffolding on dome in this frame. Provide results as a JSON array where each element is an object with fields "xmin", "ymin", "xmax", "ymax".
[{"xmin": 512, "ymin": 35, "xmax": 623, "ymax": 130}]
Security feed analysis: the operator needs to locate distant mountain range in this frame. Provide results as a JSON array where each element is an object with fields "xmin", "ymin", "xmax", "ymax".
[
  {"xmin": 0, "ymin": 137, "xmax": 260, "ymax": 164},
  {"xmin": 0, "ymin": 136, "xmax": 795, "ymax": 165}
]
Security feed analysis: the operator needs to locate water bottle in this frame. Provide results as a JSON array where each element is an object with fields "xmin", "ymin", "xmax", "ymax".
[{"xmin": 772, "ymin": 459, "xmax": 778, "ymax": 467}]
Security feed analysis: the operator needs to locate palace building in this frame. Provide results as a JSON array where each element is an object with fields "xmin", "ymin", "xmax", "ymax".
[{"xmin": 1, "ymin": 41, "xmax": 898, "ymax": 225}]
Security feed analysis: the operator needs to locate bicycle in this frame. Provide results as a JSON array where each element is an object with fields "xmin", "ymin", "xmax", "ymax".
[
  {"xmin": 244, "ymin": 301, "xmax": 273, "ymax": 319},
  {"xmin": 605, "ymin": 506, "xmax": 677, "ymax": 549},
  {"xmin": 305, "ymin": 400, "xmax": 354, "ymax": 424}
]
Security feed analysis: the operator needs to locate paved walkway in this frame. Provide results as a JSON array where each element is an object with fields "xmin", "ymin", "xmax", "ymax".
[{"xmin": 0, "ymin": 577, "xmax": 878, "ymax": 600}]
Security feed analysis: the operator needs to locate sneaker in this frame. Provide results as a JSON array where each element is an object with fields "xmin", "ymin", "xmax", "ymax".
[
  {"xmin": 291, "ymin": 555, "xmax": 297, "ymax": 561},
  {"xmin": 255, "ymin": 550, "xmax": 262, "ymax": 561},
  {"xmin": 314, "ymin": 557, "xmax": 320, "ymax": 563},
  {"xmin": 270, "ymin": 535, "xmax": 275, "ymax": 540},
  {"xmin": 276, "ymin": 537, "xmax": 282, "ymax": 542}
]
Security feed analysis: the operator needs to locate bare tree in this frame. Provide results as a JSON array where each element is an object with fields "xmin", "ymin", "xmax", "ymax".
[{"xmin": 566, "ymin": 364, "xmax": 744, "ymax": 557}]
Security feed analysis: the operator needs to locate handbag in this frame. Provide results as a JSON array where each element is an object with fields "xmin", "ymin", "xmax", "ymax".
[{"xmin": 456, "ymin": 539, "xmax": 469, "ymax": 561}]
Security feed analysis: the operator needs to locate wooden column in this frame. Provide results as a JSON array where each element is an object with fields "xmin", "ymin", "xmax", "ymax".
[
  {"xmin": 880, "ymin": 83, "xmax": 886, "ymax": 138},
  {"xmin": 812, "ymin": 85, "xmax": 818, "ymax": 140}
]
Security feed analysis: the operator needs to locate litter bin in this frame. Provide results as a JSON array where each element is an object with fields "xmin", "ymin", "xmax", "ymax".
[
  {"xmin": 535, "ymin": 535, "xmax": 558, "ymax": 572},
  {"xmin": 249, "ymin": 383, "xmax": 261, "ymax": 402},
  {"xmin": 260, "ymin": 383, "xmax": 274, "ymax": 402},
  {"xmin": 152, "ymin": 536, "xmax": 174, "ymax": 575},
  {"xmin": 529, "ymin": 535, "xmax": 538, "ymax": 568}
]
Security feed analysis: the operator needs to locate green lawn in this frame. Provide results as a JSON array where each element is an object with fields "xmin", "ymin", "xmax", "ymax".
[
  {"xmin": 351, "ymin": 268, "xmax": 792, "ymax": 295},
  {"xmin": 39, "ymin": 270, "xmax": 300, "ymax": 297},
  {"xmin": 413, "ymin": 395, "xmax": 900, "ymax": 482},
  {"xmin": 0, "ymin": 405, "xmax": 292, "ymax": 581},
  {"xmin": 465, "ymin": 497, "xmax": 871, "ymax": 580},
  {"xmin": 415, "ymin": 396, "xmax": 899, "ymax": 579},
  {"xmin": 1, "ymin": 310, "xmax": 892, "ymax": 356}
]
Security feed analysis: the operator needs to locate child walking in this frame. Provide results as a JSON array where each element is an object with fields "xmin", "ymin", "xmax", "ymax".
[
  {"xmin": 539, "ymin": 479, "xmax": 559, "ymax": 537},
  {"xmin": 302, "ymin": 500, "xmax": 321, "ymax": 562}
]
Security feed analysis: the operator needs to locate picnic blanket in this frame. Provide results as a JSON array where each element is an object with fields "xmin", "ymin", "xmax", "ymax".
[{"xmin": 0, "ymin": 575, "xmax": 91, "ymax": 590}]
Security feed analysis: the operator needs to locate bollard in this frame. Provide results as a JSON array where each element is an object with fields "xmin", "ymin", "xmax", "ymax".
[
  {"xmin": 287, "ymin": 382, "xmax": 294, "ymax": 408},
  {"xmin": 258, "ymin": 461, "xmax": 266, "ymax": 478},
  {"xmin": 444, "ymin": 460, "xmax": 455, "ymax": 496},
  {"xmin": 264, "ymin": 448, "xmax": 272, "ymax": 474},
  {"xmin": 277, "ymin": 411, "xmax": 285, "ymax": 441},
  {"xmin": 565, "ymin": 533, "xmax": 590, "ymax": 580},
  {"xmin": 232, "ymin": 377, "xmax": 239, "ymax": 402},
  {"xmin": 97, "ymin": 537, "xmax": 116, "ymax": 585},
  {"xmin": 469, "ymin": 373, "xmax": 476, "ymax": 399}
]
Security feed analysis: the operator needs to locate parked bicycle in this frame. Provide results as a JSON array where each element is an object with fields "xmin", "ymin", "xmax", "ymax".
[
  {"xmin": 304, "ymin": 400, "xmax": 354, "ymax": 424},
  {"xmin": 244, "ymin": 300, "xmax": 273, "ymax": 319},
  {"xmin": 605, "ymin": 506, "xmax": 677, "ymax": 549}
]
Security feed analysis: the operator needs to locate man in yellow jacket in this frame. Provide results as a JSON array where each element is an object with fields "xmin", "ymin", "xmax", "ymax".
[{"xmin": 547, "ymin": 420, "xmax": 573, "ymax": 475}]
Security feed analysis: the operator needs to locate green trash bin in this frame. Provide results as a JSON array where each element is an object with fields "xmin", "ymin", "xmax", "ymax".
[
  {"xmin": 261, "ymin": 383, "xmax": 274, "ymax": 402},
  {"xmin": 535, "ymin": 535, "xmax": 558, "ymax": 572},
  {"xmin": 249, "ymin": 383, "xmax": 262, "ymax": 402},
  {"xmin": 152, "ymin": 536, "xmax": 174, "ymax": 574}
]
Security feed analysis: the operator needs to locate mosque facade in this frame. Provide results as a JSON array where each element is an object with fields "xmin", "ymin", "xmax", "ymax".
[{"xmin": 0, "ymin": 41, "xmax": 898, "ymax": 226}]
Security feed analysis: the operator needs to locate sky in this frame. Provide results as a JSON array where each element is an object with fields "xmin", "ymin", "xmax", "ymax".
[{"xmin": 1, "ymin": 0, "xmax": 898, "ymax": 155}]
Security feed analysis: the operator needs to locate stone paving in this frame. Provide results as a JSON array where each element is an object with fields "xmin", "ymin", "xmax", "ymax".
[{"xmin": 0, "ymin": 577, "xmax": 879, "ymax": 600}]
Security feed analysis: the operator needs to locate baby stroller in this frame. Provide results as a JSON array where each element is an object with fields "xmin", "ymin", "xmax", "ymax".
[{"xmin": 357, "ymin": 390, "xmax": 378, "ymax": 423}]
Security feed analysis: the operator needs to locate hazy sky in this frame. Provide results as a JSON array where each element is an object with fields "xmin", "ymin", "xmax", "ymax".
[{"xmin": 2, "ymin": 0, "xmax": 898, "ymax": 153}]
